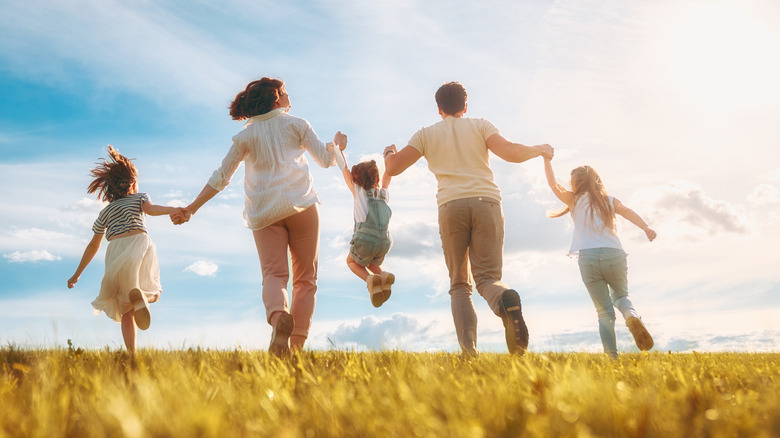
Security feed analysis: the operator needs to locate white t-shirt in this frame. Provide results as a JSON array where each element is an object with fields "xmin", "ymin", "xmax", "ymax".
[{"xmin": 569, "ymin": 193, "xmax": 623, "ymax": 255}]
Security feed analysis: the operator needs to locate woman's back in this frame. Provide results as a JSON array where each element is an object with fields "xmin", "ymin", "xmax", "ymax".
[{"xmin": 208, "ymin": 109, "xmax": 335, "ymax": 230}]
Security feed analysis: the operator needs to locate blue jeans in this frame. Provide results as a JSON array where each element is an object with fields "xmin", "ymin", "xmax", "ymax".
[{"xmin": 578, "ymin": 248, "xmax": 637, "ymax": 358}]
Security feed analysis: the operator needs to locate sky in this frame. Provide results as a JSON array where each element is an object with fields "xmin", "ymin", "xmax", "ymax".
[{"xmin": 1, "ymin": 0, "xmax": 779, "ymax": 354}]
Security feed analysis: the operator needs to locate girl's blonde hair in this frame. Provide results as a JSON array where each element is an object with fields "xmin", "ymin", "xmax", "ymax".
[
  {"xmin": 87, "ymin": 145, "xmax": 137, "ymax": 202},
  {"xmin": 549, "ymin": 165, "xmax": 615, "ymax": 231}
]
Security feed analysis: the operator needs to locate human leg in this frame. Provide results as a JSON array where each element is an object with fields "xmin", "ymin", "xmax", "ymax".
[
  {"xmin": 438, "ymin": 199, "xmax": 478, "ymax": 355},
  {"xmin": 129, "ymin": 288, "xmax": 150, "ymax": 330},
  {"xmin": 466, "ymin": 198, "xmax": 527, "ymax": 354},
  {"xmin": 600, "ymin": 249, "xmax": 637, "ymax": 321},
  {"xmin": 578, "ymin": 250, "xmax": 618, "ymax": 358},
  {"xmin": 468, "ymin": 198, "xmax": 511, "ymax": 312},
  {"xmin": 347, "ymin": 254, "xmax": 371, "ymax": 280},
  {"xmin": 121, "ymin": 309, "xmax": 136, "ymax": 351},
  {"xmin": 286, "ymin": 205, "xmax": 321, "ymax": 349},
  {"xmin": 600, "ymin": 250, "xmax": 654, "ymax": 351},
  {"xmin": 253, "ymin": 222, "xmax": 293, "ymax": 354},
  {"xmin": 253, "ymin": 224, "xmax": 291, "ymax": 321}
]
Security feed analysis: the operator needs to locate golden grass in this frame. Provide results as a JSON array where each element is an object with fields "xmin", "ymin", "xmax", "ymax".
[{"xmin": 1, "ymin": 347, "xmax": 778, "ymax": 437}]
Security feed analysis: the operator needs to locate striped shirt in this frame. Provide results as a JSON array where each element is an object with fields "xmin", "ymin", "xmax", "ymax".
[{"xmin": 92, "ymin": 193, "xmax": 149, "ymax": 240}]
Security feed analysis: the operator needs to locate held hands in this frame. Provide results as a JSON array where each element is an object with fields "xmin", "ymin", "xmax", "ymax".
[
  {"xmin": 334, "ymin": 131, "xmax": 348, "ymax": 151},
  {"xmin": 383, "ymin": 144, "xmax": 397, "ymax": 159},
  {"xmin": 170, "ymin": 207, "xmax": 192, "ymax": 225},
  {"xmin": 644, "ymin": 227, "xmax": 657, "ymax": 242},
  {"xmin": 538, "ymin": 144, "xmax": 554, "ymax": 161}
]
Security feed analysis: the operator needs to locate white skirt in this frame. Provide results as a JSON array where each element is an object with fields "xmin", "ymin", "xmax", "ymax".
[{"xmin": 91, "ymin": 233, "xmax": 162, "ymax": 322}]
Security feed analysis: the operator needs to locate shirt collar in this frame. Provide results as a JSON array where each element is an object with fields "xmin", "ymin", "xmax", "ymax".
[{"xmin": 246, "ymin": 108, "xmax": 287, "ymax": 125}]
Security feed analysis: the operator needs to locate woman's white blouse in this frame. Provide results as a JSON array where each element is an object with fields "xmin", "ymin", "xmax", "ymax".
[{"xmin": 207, "ymin": 108, "xmax": 336, "ymax": 230}]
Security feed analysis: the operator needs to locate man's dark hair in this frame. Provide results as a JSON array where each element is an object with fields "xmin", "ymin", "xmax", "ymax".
[{"xmin": 435, "ymin": 81, "xmax": 467, "ymax": 115}]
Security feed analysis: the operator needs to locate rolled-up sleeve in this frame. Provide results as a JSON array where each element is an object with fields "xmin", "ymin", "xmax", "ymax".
[
  {"xmin": 299, "ymin": 121, "xmax": 336, "ymax": 168},
  {"xmin": 208, "ymin": 139, "xmax": 247, "ymax": 191}
]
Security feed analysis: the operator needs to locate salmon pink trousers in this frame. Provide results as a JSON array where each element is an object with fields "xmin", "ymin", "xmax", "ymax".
[{"xmin": 253, "ymin": 204, "xmax": 320, "ymax": 339}]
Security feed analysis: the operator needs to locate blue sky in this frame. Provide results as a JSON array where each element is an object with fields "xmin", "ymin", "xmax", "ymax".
[{"xmin": 2, "ymin": 0, "xmax": 779, "ymax": 353}]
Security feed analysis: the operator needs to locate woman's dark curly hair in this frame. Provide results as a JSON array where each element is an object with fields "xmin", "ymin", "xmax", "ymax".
[
  {"xmin": 229, "ymin": 78, "xmax": 285, "ymax": 120},
  {"xmin": 88, "ymin": 145, "xmax": 137, "ymax": 203},
  {"xmin": 351, "ymin": 160, "xmax": 380, "ymax": 191},
  {"xmin": 435, "ymin": 81, "xmax": 468, "ymax": 115}
]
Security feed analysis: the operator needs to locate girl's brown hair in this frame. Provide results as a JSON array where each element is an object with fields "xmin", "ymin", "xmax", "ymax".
[
  {"xmin": 88, "ymin": 145, "xmax": 138, "ymax": 203},
  {"xmin": 549, "ymin": 165, "xmax": 615, "ymax": 231},
  {"xmin": 351, "ymin": 160, "xmax": 380, "ymax": 191},
  {"xmin": 229, "ymin": 78, "xmax": 285, "ymax": 120}
]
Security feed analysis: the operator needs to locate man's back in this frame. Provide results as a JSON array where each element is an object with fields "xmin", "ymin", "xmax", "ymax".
[{"xmin": 408, "ymin": 116, "xmax": 502, "ymax": 206}]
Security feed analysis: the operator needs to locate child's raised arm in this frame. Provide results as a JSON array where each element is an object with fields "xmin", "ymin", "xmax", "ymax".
[
  {"xmin": 544, "ymin": 158, "xmax": 574, "ymax": 208},
  {"xmin": 614, "ymin": 198, "xmax": 657, "ymax": 242},
  {"xmin": 381, "ymin": 171, "xmax": 391, "ymax": 189},
  {"xmin": 67, "ymin": 233, "xmax": 103, "ymax": 288},
  {"xmin": 336, "ymin": 148, "xmax": 356, "ymax": 197}
]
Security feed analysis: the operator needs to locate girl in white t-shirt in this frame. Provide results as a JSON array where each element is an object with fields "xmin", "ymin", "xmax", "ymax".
[
  {"xmin": 67, "ymin": 145, "xmax": 180, "ymax": 351},
  {"xmin": 336, "ymin": 145, "xmax": 394, "ymax": 307},
  {"xmin": 543, "ymin": 157, "xmax": 657, "ymax": 358}
]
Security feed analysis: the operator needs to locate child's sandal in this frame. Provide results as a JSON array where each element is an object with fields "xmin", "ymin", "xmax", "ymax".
[
  {"xmin": 367, "ymin": 275, "xmax": 384, "ymax": 307},
  {"xmin": 379, "ymin": 271, "xmax": 394, "ymax": 306}
]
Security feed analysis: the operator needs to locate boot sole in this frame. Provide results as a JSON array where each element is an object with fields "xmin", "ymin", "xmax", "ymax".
[
  {"xmin": 269, "ymin": 313, "xmax": 294, "ymax": 357},
  {"xmin": 499, "ymin": 290, "xmax": 529, "ymax": 355},
  {"xmin": 627, "ymin": 317, "xmax": 654, "ymax": 351}
]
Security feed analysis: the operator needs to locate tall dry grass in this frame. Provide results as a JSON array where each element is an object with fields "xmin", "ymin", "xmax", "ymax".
[{"xmin": 1, "ymin": 347, "xmax": 778, "ymax": 437}]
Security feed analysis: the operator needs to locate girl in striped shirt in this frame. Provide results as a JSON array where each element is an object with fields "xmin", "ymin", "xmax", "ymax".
[{"xmin": 68, "ymin": 145, "xmax": 180, "ymax": 351}]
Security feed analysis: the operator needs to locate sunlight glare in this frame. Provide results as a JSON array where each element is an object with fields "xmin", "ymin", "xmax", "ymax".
[{"xmin": 664, "ymin": 2, "xmax": 780, "ymax": 109}]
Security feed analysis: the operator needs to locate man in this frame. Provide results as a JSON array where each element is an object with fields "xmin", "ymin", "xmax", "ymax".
[{"xmin": 384, "ymin": 81, "xmax": 553, "ymax": 355}]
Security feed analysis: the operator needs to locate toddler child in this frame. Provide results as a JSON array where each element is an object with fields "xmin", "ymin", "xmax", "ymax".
[{"xmin": 336, "ymin": 145, "xmax": 394, "ymax": 307}]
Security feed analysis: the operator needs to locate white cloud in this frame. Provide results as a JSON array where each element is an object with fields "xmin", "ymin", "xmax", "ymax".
[
  {"xmin": 323, "ymin": 313, "xmax": 445, "ymax": 351},
  {"xmin": 630, "ymin": 182, "xmax": 751, "ymax": 241},
  {"xmin": 3, "ymin": 250, "xmax": 61, "ymax": 263},
  {"xmin": 183, "ymin": 260, "xmax": 219, "ymax": 277},
  {"xmin": 10, "ymin": 227, "xmax": 73, "ymax": 241},
  {"xmin": 66, "ymin": 197, "xmax": 106, "ymax": 212},
  {"xmin": 0, "ymin": 227, "xmax": 84, "ymax": 257},
  {"xmin": 748, "ymin": 183, "xmax": 780, "ymax": 206}
]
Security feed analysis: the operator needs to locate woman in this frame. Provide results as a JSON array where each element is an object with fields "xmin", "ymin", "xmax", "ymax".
[{"xmin": 177, "ymin": 77, "xmax": 346, "ymax": 356}]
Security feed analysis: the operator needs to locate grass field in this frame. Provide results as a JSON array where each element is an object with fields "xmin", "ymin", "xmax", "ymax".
[{"xmin": 1, "ymin": 347, "xmax": 778, "ymax": 437}]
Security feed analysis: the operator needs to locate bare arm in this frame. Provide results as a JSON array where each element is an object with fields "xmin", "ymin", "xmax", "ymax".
[
  {"xmin": 173, "ymin": 184, "xmax": 220, "ymax": 224},
  {"xmin": 614, "ymin": 198, "xmax": 657, "ymax": 241},
  {"xmin": 142, "ymin": 201, "xmax": 176, "ymax": 216},
  {"xmin": 67, "ymin": 233, "xmax": 103, "ymax": 288},
  {"xmin": 543, "ymin": 158, "xmax": 574, "ymax": 208},
  {"xmin": 381, "ymin": 172, "xmax": 391, "ymax": 189},
  {"xmin": 384, "ymin": 144, "xmax": 422, "ymax": 176},
  {"xmin": 338, "ymin": 148, "xmax": 355, "ymax": 197},
  {"xmin": 486, "ymin": 134, "xmax": 554, "ymax": 163}
]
